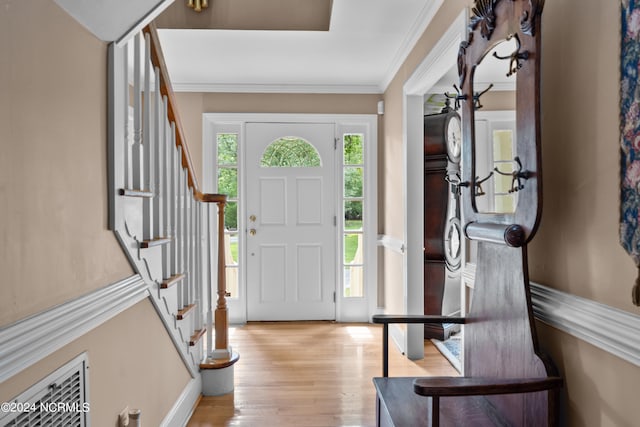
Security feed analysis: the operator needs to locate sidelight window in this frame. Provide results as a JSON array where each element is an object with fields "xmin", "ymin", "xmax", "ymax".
[
  {"xmin": 216, "ymin": 133, "xmax": 239, "ymax": 298},
  {"xmin": 343, "ymin": 134, "xmax": 365, "ymax": 298}
]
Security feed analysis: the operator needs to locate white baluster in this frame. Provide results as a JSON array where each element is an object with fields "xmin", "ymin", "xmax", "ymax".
[
  {"xmin": 197, "ymin": 201, "xmax": 202, "ymax": 330},
  {"xmin": 185, "ymin": 187, "xmax": 192, "ymax": 306},
  {"xmin": 182, "ymin": 167, "xmax": 189, "ymax": 307},
  {"xmin": 132, "ymin": 34, "xmax": 143, "ymax": 190},
  {"xmin": 153, "ymin": 69, "xmax": 164, "ymax": 241},
  {"xmin": 163, "ymin": 100, "xmax": 172, "ymax": 278},
  {"xmin": 171, "ymin": 129, "xmax": 179, "ymax": 277},
  {"xmin": 192, "ymin": 195, "xmax": 198, "ymax": 312},
  {"xmin": 176, "ymin": 147, "xmax": 184, "ymax": 309},
  {"xmin": 206, "ymin": 204, "xmax": 213, "ymax": 358},
  {"xmin": 122, "ymin": 41, "xmax": 131, "ymax": 190},
  {"xmin": 142, "ymin": 32, "xmax": 154, "ymax": 241}
]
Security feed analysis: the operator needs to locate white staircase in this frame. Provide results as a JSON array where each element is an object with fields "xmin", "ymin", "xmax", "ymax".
[{"xmin": 108, "ymin": 28, "xmax": 225, "ymax": 377}]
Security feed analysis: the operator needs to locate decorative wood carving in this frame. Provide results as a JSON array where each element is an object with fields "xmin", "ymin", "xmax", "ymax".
[
  {"xmin": 469, "ymin": 0, "xmax": 500, "ymax": 40},
  {"xmin": 521, "ymin": 0, "xmax": 545, "ymax": 36}
]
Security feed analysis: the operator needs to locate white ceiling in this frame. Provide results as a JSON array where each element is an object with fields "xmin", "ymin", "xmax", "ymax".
[{"xmin": 158, "ymin": 0, "xmax": 443, "ymax": 93}]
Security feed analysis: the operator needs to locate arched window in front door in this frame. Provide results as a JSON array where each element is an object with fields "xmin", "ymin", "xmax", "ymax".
[{"xmin": 260, "ymin": 136, "xmax": 322, "ymax": 167}]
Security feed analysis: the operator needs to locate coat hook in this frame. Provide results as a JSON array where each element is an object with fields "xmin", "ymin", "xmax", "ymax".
[
  {"xmin": 444, "ymin": 85, "xmax": 467, "ymax": 111},
  {"xmin": 474, "ymin": 172, "xmax": 494, "ymax": 196},
  {"xmin": 492, "ymin": 33, "xmax": 529, "ymax": 77},
  {"xmin": 445, "ymin": 172, "xmax": 463, "ymax": 196},
  {"xmin": 493, "ymin": 156, "xmax": 531, "ymax": 193},
  {"xmin": 473, "ymin": 83, "xmax": 494, "ymax": 110}
]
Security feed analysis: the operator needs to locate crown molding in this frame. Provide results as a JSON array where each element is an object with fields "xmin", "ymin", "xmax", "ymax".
[
  {"xmin": 380, "ymin": 0, "xmax": 445, "ymax": 93},
  {"xmin": 172, "ymin": 82, "xmax": 383, "ymax": 94}
]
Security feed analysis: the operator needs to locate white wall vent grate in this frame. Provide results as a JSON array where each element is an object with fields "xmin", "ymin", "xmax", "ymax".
[{"xmin": 0, "ymin": 353, "xmax": 89, "ymax": 427}]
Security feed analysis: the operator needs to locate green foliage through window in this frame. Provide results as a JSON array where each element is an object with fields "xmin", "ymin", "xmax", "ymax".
[
  {"xmin": 217, "ymin": 134, "xmax": 237, "ymax": 165},
  {"xmin": 344, "ymin": 134, "xmax": 363, "ymax": 165},
  {"xmin": 261, "ymin": 137, "xmax": 321, "ymax": 167}
]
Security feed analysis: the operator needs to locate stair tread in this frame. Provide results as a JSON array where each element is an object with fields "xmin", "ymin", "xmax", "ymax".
[
  {"xmin": 161, "ymin": 273, "xmax": 186, "ymax": 289},
  {"xmin": 200, "ymin": 351, "xmax": 240, "ymax": 370},
  {"xmin": 189, "ymin": 328, "xmax": 206, "ymax": 346},
  {"xmin": 140, "ymin": 237, "xmax": 172, "ymax": 248},
  {"xmin": 118, "ymin": 188, "xmax": 154, "ymax": 198},
  {"xmin": 177, "ymin": 303, "xmax": 197, "ymax": 320}
]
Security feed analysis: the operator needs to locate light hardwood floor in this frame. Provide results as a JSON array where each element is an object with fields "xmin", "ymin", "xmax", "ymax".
[{"xmin": 187, "ymin": 322, "xmax": 459, "ymax": 427}]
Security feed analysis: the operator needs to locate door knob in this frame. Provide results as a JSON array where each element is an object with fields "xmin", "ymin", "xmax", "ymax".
[
  {"xmin": 249, "ymin": 215, "xmax": 257, "ymax": 222},
  {"xmin": 249, "ymin": 228, "xmax": 257, "ymax": 236}
]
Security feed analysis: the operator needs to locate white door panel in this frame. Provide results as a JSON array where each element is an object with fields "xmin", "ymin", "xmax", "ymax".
[{"xmin": 246, "ymin": 122, "xmax": 336, "ymax": 320}]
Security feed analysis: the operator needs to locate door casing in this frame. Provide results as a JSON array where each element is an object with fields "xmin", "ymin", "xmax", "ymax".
[{"xmin": 203, "ymin": 113, "xmax": 378, "ymax": 324}]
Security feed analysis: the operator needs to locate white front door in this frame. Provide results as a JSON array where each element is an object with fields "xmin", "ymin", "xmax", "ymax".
[{"xmin": 245, "ymin": 122, "xmax": 336, "ymax": 320}]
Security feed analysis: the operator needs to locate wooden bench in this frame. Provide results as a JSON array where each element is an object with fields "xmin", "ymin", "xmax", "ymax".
[{"xmin": 372, "ymin": 243, "xmax": 563, "ymax": 427}]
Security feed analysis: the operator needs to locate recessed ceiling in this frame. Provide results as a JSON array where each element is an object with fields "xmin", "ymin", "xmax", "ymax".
[
  {"xmin": 155, "ymin": 0, "xmax": 333, "ymax": 31},
  {"xmin": 157, "ymin": 0, "xmax": 443, "ymax": 93}
]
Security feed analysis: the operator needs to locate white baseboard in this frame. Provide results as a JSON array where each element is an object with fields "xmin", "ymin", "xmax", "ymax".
[
  {"xmin": 161, "ymin": 376, "xmax": 202, "ymax": 427},
  {"xmin": 0, "ymin": 275, "xmax": 148, "ymax": 384}
]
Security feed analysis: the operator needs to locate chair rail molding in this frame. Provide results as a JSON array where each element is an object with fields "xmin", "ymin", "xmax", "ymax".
[
  {"xmin": 377, "ymin": 234, "xmax": 406, "ymax": 255},
  {"xmin": 464, "ymin": 263, "xmax": 640, "ymax": 367},
  {"xmin": 530, "ymin": 282, "xmax": 640, "ymax": 367},
  {"xmin": 0, "ymin": 275, "xmax": 148, "ymax": 384}
]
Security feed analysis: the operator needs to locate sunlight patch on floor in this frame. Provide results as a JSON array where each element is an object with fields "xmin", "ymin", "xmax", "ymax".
[{"xmin": 345, "ymin": 326, "xmax": 373, "ymax": 340}]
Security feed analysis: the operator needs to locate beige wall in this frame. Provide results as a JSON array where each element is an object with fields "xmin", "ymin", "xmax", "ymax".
[
  {"xmin": 0, "ymin": 299, "xmax": 192, "ymax": 427},
  {"xmin": 530, "ymin": 1, "xmax": 640, "ymax": 425},
  {"xmin": 380, "ymin": 0, "xmax": 639, "ymax": 425},
  {"xmin": 380, "ymin": 0, "xmax": 472, "ymax": 314},
  {"xmin": 174, "ymin": 92, "xmax": 381, "ymax": 187},
  {"xmin": 0, "ymin": 0, "xmax": 133, "ymax": 327},
  {"xmin": 0, "ymin": 3, "xmax": 192, "ymax": 425},
  {"xmin": 531, "ymin": 0, "xmax": 636, "ymax": 311}
]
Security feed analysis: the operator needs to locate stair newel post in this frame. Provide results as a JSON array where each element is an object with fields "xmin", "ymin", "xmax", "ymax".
[
  {"xmin": 200, "ymin": 194, "xmax": 237, "ymax": 396},
  {"xmin": 214, "ymin": 197, "xmax": 229, "ymax": 357}
]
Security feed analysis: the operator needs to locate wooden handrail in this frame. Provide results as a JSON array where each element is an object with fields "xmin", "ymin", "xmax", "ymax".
[{"xmin": 144, "ymin": 22, "xmax": 216, "ymax": 202}]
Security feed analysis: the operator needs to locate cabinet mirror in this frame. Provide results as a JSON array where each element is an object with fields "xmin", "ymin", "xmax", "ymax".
[{"xmin": 473, "ymin": 38, "xmax": 518, "ymax": 214}]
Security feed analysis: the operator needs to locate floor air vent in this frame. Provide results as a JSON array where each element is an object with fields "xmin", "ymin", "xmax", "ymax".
[{"xmin": 0, "ymin": 353, "xmax": 89, "ymax": 427}]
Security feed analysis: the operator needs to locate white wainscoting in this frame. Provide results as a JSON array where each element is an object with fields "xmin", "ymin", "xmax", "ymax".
[
  {"xmin": 377, "ymin": 235, "xmax": 640, "ymax": 367},
  {"xmin": 0, "ymin": 275, "xmax": 148, "ymax": 384},
  {"xmin": 0, "ymin": 274, "xmax": 201, "ymax": 426}
]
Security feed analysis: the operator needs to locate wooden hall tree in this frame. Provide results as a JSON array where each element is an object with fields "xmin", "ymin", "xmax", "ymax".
[{"xmin": 373, "ymin": 1, "xmax": 563, "ymax": 425}]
